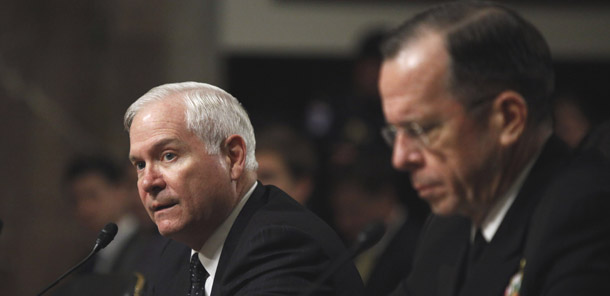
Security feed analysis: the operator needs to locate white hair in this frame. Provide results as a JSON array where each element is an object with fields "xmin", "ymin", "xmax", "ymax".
[{"xmin": 124, "ymin": 82, "xmax": 258, "ymax": 171}]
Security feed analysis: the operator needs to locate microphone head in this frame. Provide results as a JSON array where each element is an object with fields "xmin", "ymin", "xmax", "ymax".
[
  {"xmin": 354, "ymin": 220, "xmax": 386, "ymax": 254},
  {"xmin": 95, "ymin": 222, "xmax": 118, "ymax": 251}
]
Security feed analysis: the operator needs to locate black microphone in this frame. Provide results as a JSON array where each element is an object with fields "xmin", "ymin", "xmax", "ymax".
[
  {"xmin": 351, "ymin": 220, "xmax": 386, "ymax": 255},
  {"xmin": 299, "ymin": 220, "xmax": 386, "ymax": 296},
  {"xmin": 36, "ymin": 222, "xmax": 118, "ymax": 296},
  {"xmin": 0, "ymin": 219, "xmax": 3, "ymax": 236},
  {"xmin": 94, "ymin": 222, "xmax": 119, "ymax": 252}
]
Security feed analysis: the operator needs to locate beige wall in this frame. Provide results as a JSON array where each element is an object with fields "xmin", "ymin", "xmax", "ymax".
[{"xmin": 218, "ymin": 0, "xmax": 610, "ymax": 59}]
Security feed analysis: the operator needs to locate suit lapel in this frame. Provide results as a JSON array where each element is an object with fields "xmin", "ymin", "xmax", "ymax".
[
  {"xmin": 459, "ymin": 137, "xmax": 570, "ymax": 296},
  {"xmin": 211, "ymin": 182, "xmax": 266, "ymax": 296},
  {"xmin": 406, "ymin": 215, "xmax": 470, "ymax": 296},
  {"xmin": 437, "ymin": 219, "xmax": 470, "ymax": 296},
  {"xmin": 442, "ymin": 240, "xmax": 469, "ymax": 296},
  {"xmin": 458, "ymin": 194, "xmax": 530, "ymax": 296}
]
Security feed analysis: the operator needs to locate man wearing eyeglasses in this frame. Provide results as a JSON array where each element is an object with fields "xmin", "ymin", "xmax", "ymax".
[{"xmin": 379, "ymin": 2, "xmax": 610, "ymax": 296}]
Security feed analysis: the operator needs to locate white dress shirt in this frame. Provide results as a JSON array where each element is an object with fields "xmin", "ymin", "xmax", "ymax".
[{"xmin": 474, "ymin": 152, "xmax": 541, "ymax": 243}]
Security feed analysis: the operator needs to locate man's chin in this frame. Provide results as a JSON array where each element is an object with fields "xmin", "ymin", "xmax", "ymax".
[
  {"xmin": 429, "ymin": 198, "xmax": 460, "ymax": 217},
  {"xmin": 156, "ymin": 221, "xmax": 182, "ymax": 237}
]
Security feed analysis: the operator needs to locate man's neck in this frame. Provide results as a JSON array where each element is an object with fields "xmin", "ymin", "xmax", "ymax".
[
  {"xmin": 472, "ymin": 127, "xmax": 551, "ymax": 226},
  {"xmin": 186, "ymin": 175, "xmax": 257, "ymax": 250},
  {"xmin": 235, "ymin": 171, "xmax": 257, "ymax": 201}
]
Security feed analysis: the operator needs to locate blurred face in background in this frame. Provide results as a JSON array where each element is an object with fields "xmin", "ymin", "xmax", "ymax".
[
  {"xmin": 256, "ymin": 150, "xmax": 313, "ymax": 205},
  {"xmin": 257, "ymin": 151, "xmax": 295, "ymax": 195},
  {"xmin": 553, "ymin": 97, "xmax": 591, "ymax": 149},
  {"xmin": 69, "ymin": 172, "xmax": 127, "ymax": 231},
  {"xmin": 331, "ymin": 183, "xmax": 394, "ymax": 242}
]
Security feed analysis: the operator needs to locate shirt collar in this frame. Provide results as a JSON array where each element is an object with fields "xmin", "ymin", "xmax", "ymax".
[
  {"xmin": 474, "ymin": 151, "xmax": 540, "ymax": 243},
  {"xmin": 191, "ymin": 182, "xmax": 258, "ymax": 293}
]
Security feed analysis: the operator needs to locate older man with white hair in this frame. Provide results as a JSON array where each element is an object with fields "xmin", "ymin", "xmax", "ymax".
[{"xmin": 125, "ymin": 82, "xmax": 363, "ymax": 296}]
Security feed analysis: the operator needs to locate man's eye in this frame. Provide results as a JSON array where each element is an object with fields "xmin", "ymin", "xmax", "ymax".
[
  {"xmin": 135, "ymin": 162, "xmax": 145, "ymax": 170},
  {"xmin": 404, "ymin": 123, "xmax": 425, "ymax": 137},
  {"xmin": 163, "ymin": 153, "xmax": 176, "ymax": 161},
  {"xmin": 420, "ymin": 123, "xmax": 439, "ymax": 134}
]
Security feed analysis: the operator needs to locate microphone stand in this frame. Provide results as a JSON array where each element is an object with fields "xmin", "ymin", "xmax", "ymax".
[
  {"xmin": 36, "ymin": 222, "xmax": 118, "ymax": 296},
  {"xmin": 299, "ymin": 221, "xmax": 386, "ymax": 296},
  {"xmin": 36, "ymin": 247, "xmax": 99, "ymax": 296}
]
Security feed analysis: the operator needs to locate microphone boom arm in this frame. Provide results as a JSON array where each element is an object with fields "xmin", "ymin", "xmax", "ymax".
[
  {"xmin": 299, "ymin": 221, "xmax": 386, "ymax": 296},
  {"xmin": 36, "ymin": 246, "xmax": 99, "ymax": 296},
  {"xmin": 36, "ymin": 222, "xmax": 118, "ymax": 296}
]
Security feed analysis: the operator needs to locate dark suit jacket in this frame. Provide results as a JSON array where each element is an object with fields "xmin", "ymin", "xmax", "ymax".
[
  {"xmin": 364, "ymin": 211, "xmax": 423, "ymax": 296},
  {"xmin": 391, "ymin": 136, "xmax": 610, "ymax": 296},
  {"xmin": 147, "ymin": 183, "xmax": 364, "ymax": 296},
  {"xmin": 111, "ymin": 226, "xmax": 165, "ymax": 278},
  {"xmin": 520, "ymin": 151, "xmax": 610, "ymax": 296}
]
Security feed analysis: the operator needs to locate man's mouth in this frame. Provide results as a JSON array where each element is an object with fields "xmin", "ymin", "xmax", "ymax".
[
  {"xmin": 414, "ymin": 183, "xmax": 440, "ymax": 198},
  {"xmin": 152, "ymin": 202, "xmax": 177, "ymax": 212}
]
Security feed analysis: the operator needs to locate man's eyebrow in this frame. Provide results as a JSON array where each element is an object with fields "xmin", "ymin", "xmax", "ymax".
[
  {"xmin": 129, "ymin": 138, "xmax": 182, "ymax": 163},
  {"xmin": 393, "ymin": 118, "xmax": 417, "ymax": 127}
]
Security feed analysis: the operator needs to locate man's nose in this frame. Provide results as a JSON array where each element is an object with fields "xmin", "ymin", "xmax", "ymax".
[
  {"xmin": 140, "ymin": 165, "xmax": 166, "ymax": 196},
  {"xmin": 392, "ymin": 132, "xmax": 424, "ymax": 172}
]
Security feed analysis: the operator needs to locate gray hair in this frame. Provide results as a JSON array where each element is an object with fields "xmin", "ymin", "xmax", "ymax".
[{"xmin": 124, "ymin": 82, "xmax": 258, "ymax": 171}]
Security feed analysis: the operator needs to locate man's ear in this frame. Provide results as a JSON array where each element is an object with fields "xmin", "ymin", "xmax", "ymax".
[
  {"xmin": 490, "ymin": 90, "xmax": 528, "ymax": 146},
  {"xmin": 224, "ymin": 135, "xmax": 247, "ymax": 180}
]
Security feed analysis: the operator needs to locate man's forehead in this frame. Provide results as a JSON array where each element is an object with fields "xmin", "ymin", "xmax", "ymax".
[
  {"xmin": 129, "ymin": 136, "xmax": 184, "ymax": 160},
  {"xmin": 129, "ymin": 102, "xmax": 187, "ymax": 143},
  {"xmin": 381, "ymin": 37, "xmax": 452, "ymax": 112},
  {"xmin": 133, "ymin": 98, "xmax": 184, "ymax": 123},
  {"xmin": 128, "ymin": 103, "xmax": 187, "ymax": 161}
]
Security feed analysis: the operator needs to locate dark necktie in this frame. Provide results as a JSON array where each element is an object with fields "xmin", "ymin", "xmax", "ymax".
[
  {"xmin": 188, "ymin": 253, "xmax": 209, "ymax": 296},
  {"xmin": 457, "ymin": 228, "xmax": 488, "ymax": 294},
  {"xmin": 467, "ymin": 229, "xmax": 487, "ymax": 273}
]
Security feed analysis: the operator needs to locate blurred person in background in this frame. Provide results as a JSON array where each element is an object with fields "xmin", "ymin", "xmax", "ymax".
[
  {"xmin": 304, "ymin": 29, "xmax": 388, "ymax": 156},
  {"xmin": 56, "ymin": 154, "xmax": 163, "ymax": 295},
  {"xmin": 256, "ymin": 124, "xmax": 318, "ymax": 206},
  {"xmin": 552, "ymin": 87, "xmax": 610, "ymax": 160},
  {"xmin": 63, "ymin": 154, "xmax": 161, "ymax": 276},
  {"xmin": 329, "ymin": 153, "xmax": 424, "ymax": 296},
  {"xmin": 552, "ymin": 89, "xmax": 595, "ymax": 149}
]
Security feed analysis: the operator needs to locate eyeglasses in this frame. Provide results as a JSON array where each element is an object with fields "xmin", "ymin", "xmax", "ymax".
[
  {"xmin": 381, "ymin": 94, "xmax": 496, "ymax": 149},
  {"xmin": 381, "ymin": 122, "xmax": 432, "ymax": 148}
]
